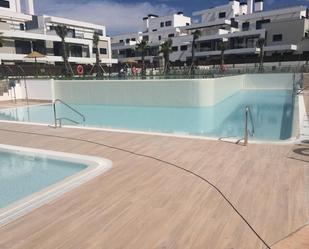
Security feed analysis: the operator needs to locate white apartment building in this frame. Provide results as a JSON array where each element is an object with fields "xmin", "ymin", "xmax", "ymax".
[
  {"xmin": 112, "ymin": 0, "xmax": 309, "ymax": 66},
  {"xmin": 112, "ymin": 12, "xmax": 192, "ymax": 64},
  {"xmin": 190, "ymin": 0, "xmax": 309, "ymax": 62},
  {"xmin": 0, "ymin": 0, "xmax": 117, "ymax": 66}
]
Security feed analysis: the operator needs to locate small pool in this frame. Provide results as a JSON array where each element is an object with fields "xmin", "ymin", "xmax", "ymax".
[
  {"xmin": 0, "ymin": 144, "xmax": 111, "ymax": 226},
  {"xmin": 0, "ymin": 89, "xmax": 297, "ymax": 141}
]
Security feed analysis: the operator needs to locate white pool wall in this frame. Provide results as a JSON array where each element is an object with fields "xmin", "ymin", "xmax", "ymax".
[
  {"xmin": 54, "ymin": 77, "xmax": 243, "ymax": 107},
  {"xmin": 0, "ymin": 74, "xmax": 298, "ymax": 104},
  {"xmin": 53, "ymin": 73, "xmax": 294, "ymax": 107},
  {"xmin": 0, "ymin": 79, "xmax": 52, "ymax": 101},
  {"xmin": 244, "ymin": 74, "xmax": 295, "ymax": 89}
]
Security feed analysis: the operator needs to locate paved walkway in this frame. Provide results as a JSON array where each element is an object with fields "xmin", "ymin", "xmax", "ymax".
[{"xmin": 0, "ymin": 121, "xmax": 307, "ymax": 249}]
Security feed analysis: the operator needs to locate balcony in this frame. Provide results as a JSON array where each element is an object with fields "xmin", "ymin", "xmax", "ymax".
[{"xmin": 0, "ymin": 21, "xmax": 10, "ymax": 30}]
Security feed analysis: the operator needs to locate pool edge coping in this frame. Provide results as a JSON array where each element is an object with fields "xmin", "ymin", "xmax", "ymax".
[{"xmin": 0, "ymin": 144, "xmax": 112, "ymax": 227}]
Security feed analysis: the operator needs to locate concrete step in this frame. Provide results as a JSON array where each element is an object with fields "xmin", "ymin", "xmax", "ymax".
[{"xmin": 0, "ymin": 81, "xmax": 9, "ymax": 96}]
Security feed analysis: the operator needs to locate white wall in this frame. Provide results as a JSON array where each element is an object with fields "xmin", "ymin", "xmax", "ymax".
[
  {"xmin": 1, "ymin": 74, "xmax": 294, "ymax": 105},
  {"xmin": 244, "ymin": 73, "xmax": 294, "ymax": 89},
  {"xmin": 53, "ymin": 75, "xmax": 242, "ymax": 107},
  {"xmin": 21, "ymin": 79, "xmax": 53, "ymax": 100},
  {"xmin": 0, "ymin": 79, "xmax": 53, "ymax": 101},
  {"xmin": 54, "ymin": 74, "xmax": 294, "ymax": 107}
]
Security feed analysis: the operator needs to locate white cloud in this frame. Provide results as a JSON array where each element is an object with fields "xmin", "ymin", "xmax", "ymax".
[{"xmin": 35, "ymin": 0, "xmax": 177, "ymax": 35}]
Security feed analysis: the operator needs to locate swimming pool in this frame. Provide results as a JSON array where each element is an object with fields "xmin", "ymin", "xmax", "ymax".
[
  {"xmin": 0, "ymin": 144, "xmax": 112, "ymax": 226},
  {"xmin": 0, "ymin": 89, "xmax": 296, "ymax": 141}
]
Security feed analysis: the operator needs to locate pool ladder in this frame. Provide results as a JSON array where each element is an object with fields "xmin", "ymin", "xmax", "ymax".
[
  {"xmin": 51, "ymin": 99, "xmax": 86, "ymax": 128},
  {"xmin": 241, "ymin": 106, "xmax": 255, "ymax": 146}
]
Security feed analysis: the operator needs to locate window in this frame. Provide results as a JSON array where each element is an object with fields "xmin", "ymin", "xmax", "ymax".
[
  {"xmin": 231, "ymin": 18, "xmax": 238, "ymax": 28},
  {"xmin": 67, "ymin": 29, "xmax": 76, "ymax": 38},
  {"xmin": 242, "ymin": 22, "xmax": 250, "ymax": 31},
  {"xmin": 186, "ymin": 23, "xmax": 190, "ymax": 26},
  {"xmin": 256, "ymin": 19, "xmax": 270, "ymax": 30},
  {"xmin": 25, "ymin": 16, "xmax": 39, "ymax": 30},
  {"xmin": 96, "ymin": 30, "xmax": 103, "ymax": 36},
  {"xmin": 20, "ymin": 24, "xmax": 25, "ymax": 30},
  {"xmin": 100, "ymin": 48, "xmax": 107, "ymax": 54},
  {"xmin": 0, "ymin": 0, "xmax": 10, "ymax": 8},
  {"xmin": 126, "ymin": 39, "xmax": 130, "ymax": 43},
  {"xmin": 180, "ymin": 45, "xmax": 187, "ymax": 51},
  {"xmin": 33, "ymin": 40, "xmax": 46, "ymax": 55},
  {"xmin": 15, "ymin": 40, "xmax": 32, "ymax": 54},
  {"xmin": 219, "ymin": 12, "xmax": 226, "ymax": 19},
  {"xmin": 152, "ymin": 29, "xmax": 157, "ymax": 32},
  {"xmin": 119, "ymin": 39, "xmax": 124, "ymax": 43},
  {"xmin": 168, "ymin": 33, "xmax": 175, "ymax": 38},
  {"xmin": 200, "ymin": 41, "xmax": 212, "ymax": 51},
  {"xmin": 143, "ymin": 35, "xmax": 149, "ymax": 41},
  {"xmin": 172, "ymin": 46, "xmax": 178, "ymax": 52},
  {"xmin": 131, "ymin": 38, "xmax": 136, "ymax": 41},
  {"xmin": 165, "ymin": 21, "xmax": 172, "ymax": 27},
  {"xmin": 273, "ymin": 34, "xmax": 283, "ymax": 42},
  {"xmin": 160, "ymin": 22, "xmax": 164, "ymax": 27},
  {"xmin": 158, "ymin": 35, "xmax": 161, "ymax": 41},
  {"xmin": 70, "ymin": 45, "xmax": 83, "ymax": 57},
  {"xmin": 53, "ymin": 42, "xmax": 62, "ymax": 56}
]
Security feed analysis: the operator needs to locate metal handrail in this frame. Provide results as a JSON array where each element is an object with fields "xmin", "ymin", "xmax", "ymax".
[
  {"xmin": 244, "ymin": 106, "xmax": 255, "ymax": 146},
  {"xmin": 52, "ymin": 99, "xmax": 85, "ymax": 128},
  {"xmin": 16, "ymin": 65, "xmax": 29, "ymax": 105}
]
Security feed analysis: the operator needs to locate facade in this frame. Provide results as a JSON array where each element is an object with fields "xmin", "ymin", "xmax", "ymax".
[
  {"xmin": 112, "ymin": 0, "xmax": 309, "ymax": 66},
  {"xmin": 191, "ymin": 1, "xmax": 308, "ymax": 62},
  {"xmin": 112, "ymin": 12, "xmax": 192, "ymax": 64},
  {"xmin": 0, "ymin": 0, "xmax": 117, "ymax": 66}
]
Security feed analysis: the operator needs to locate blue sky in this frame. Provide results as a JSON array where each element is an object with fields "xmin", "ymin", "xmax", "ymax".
[{"xmin": 35, "ymin": 0, "xmax": 308, "ymax": 35}]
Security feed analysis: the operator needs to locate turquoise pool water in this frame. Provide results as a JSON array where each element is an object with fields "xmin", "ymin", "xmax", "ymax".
[
  {"xmin": 0, "ymin": 90, "xmax": 295, "ymax": 141},
  {"xmin": 0, "ymin": 150, "xmax": 87, "ymax": 208}
]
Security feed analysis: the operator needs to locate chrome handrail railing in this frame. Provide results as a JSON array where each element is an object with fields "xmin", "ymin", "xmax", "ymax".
[
  {"xmin": 52, "ymin": 99, "xmax": 85, "ymax": 128},
  {"xmin": 244, "ymin": 106, "xmax": 255, "ymax": 146}
]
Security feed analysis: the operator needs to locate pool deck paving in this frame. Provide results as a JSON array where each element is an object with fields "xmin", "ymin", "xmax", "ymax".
[{"xmin": 0, "ymin": 93, "xmax": 308, "ymax": 248}]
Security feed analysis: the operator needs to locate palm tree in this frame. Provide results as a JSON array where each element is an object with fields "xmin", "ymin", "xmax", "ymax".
[
  {"xmin": 93, "ymin": 32, "xmax": 102, "ymax": 78},
  {"xmin": 217, "ymin": 41, "xmax": 228, "ymax": 68},
  {"xmin": 160, "ymin": 39, "xmax": 173, "ymax": 75},
  {"xmin": 190, "ymin": 30, "xmax": 201, "ymax": 75},
  {"xmin": 55, "ymin": 25, "xmax": 73, "ymax": 77},
  {"xmin": 256, "ymin": 38, "xmax": 266, "ymax": 72},
  {"xmin": 136, "ymin": 40, "xmax": 149, "ymax": 76}
]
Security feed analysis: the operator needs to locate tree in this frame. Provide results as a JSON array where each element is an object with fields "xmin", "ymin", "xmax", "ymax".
[
  {"xmin": 93, "ymin": 32, "xmax": 102, "ymax": 78},
  {"xmin": 217, "ymin": 41, "xmax": 228, "ymax": 68},
  {"xmin": 190, "ymin": 29, "xmax": 201, "ymax": 75},
  {"xmin": 136, "ymin": 40, "xmax": 149, "ymax": 77},
  {"xmin": 160, "ymin": 39, "xmax": 173, "ymax": 75},
  {"xmin": 256, "ymin": 38, "xmax": 266, "ymax": 72},
  {"xmin": 0, "ymin": 35, "xmax": 3, "ymax": 48},
  {"xmin": 55, "ymin": 25, "xmax": 73, "ymax": 77}
]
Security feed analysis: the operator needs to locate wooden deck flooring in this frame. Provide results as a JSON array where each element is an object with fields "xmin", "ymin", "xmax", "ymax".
[
  {"xmin": 0, "ymin": 90, "xmax": 308, "ymax": 248},
  {"xmin": 0, "ymin": 121, "xmax": 307, "ymax": 249}
]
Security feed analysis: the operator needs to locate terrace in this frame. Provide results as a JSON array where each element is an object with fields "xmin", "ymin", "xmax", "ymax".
[{"xmin": 0, "ymin": 77, "xmax": 308, "ymax": 249}]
